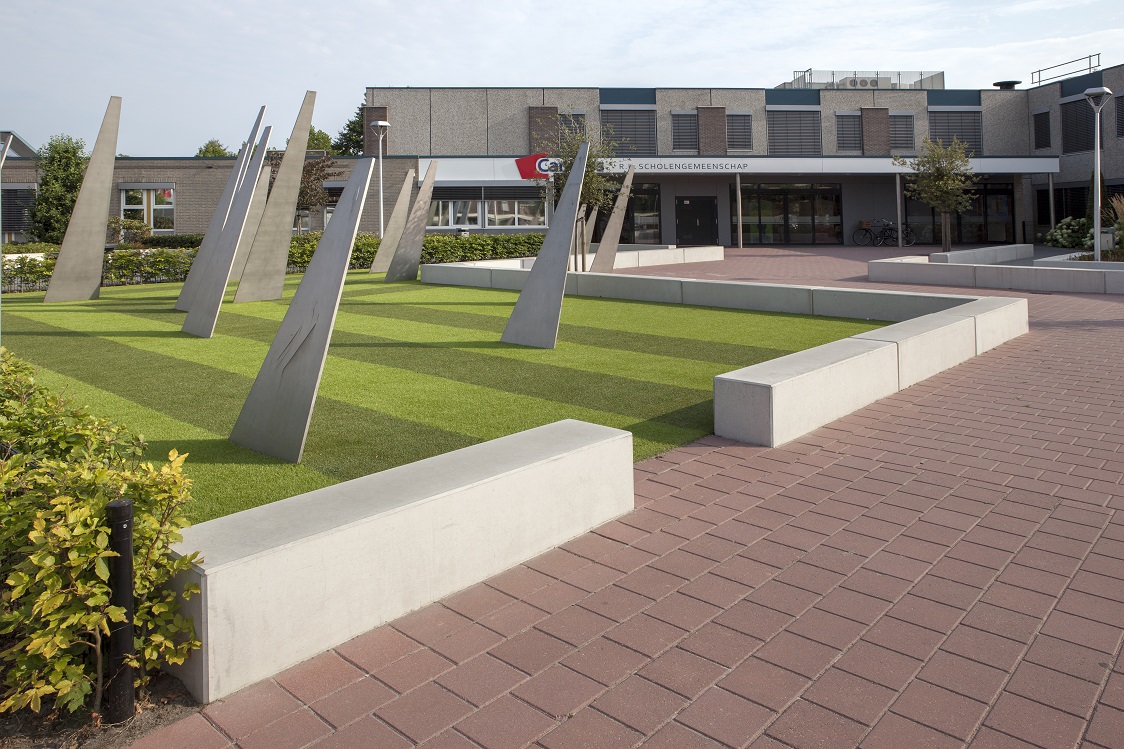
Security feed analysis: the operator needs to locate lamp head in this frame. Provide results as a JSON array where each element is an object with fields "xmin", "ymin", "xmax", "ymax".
[
  {"xmin": 1084, "ymin": 86, "xmax": 1113, "ymax": 110},
  {"xmin": 372, "ymin": 120, "xmax": 391, "ymax": 129}
]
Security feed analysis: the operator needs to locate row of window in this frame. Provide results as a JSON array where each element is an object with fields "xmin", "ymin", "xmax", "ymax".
[
  {"xmin": 596, "ymin": 109, "xmax": 969, "ymax": 156},
  {"xmin": 427, "ymin": 199, "xmax": 547, "ymax": 228},
  {"xmin": 1034, "ymin": 96, "xmax": 1124, "ymax": 154}
]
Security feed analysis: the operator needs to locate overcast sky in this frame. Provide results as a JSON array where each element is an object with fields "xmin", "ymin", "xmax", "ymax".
[{"xmin": 5, "ymin": 0, "xmax": 1122, "ymax": 157}]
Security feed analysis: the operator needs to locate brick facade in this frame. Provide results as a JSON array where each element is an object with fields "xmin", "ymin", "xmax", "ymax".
[
  {"xmin": 528, "ymin": 106, "xmax": 558, "ymax": 153},
  {"xmin": 362, "ymin": 106, "xmax": 389, "ymax": 156},
  {"xmin": 861, "ymin": 107, "xmax": 891, "ymax": 156},
  {"xmin": 697, "ymin": 106, "xmax": 727, "ymax": 156}
]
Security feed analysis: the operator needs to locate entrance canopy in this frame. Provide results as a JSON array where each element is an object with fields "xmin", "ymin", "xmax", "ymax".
[{"xmin": 603, "ymin": 156, "xmax": 1060, "ymax": 176}]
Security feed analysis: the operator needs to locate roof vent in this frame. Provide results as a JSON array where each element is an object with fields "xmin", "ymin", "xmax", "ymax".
[{"xmin": 993, "ymin": 80, "xmax": 1021, "ymax": 90}]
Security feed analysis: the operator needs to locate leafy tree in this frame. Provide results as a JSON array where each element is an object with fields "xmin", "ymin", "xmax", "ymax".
[
  {"xmin": 893, "ymin": 137, "xmax": 976, "ymax": 252},
  {"xmin": 196, "ymin": 139, "xmax": 235, "ymax": 158},
  {"xmin": 307, "ymin": 126, "xmax": 334, "ymax": 154},
  {"xmin": 29, "ymin": 135, "xmax": 87, "ymax": 244},
  {"xmin": 267, "ymin": 150, "xmax": 336, "ymax": 234},
  {"xmin": 532, "ymin": 118, "xmax": 622, "ymax": 214},
  {"xmin": 333, "ymin": 104, "xmax": 366, "ymax": 156}
]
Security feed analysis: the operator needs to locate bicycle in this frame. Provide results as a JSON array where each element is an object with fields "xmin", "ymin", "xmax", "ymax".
[{"xmin": 853, "ymin": 219, "xmax": 916, "ymax": 247}]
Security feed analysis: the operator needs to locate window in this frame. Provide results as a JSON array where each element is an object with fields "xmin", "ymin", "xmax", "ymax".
[
  {"xmin": 726, "ymin": 113, "xmax": 752, "ymax": 150},
  {"xmin": 928, "ymin": 111, "xmax": 982, "ymax": 155},
  {"xmin": 427, "ymin": 200, "xmax": 546, "ymax": 228},
  {"xmin": 427, "ymin": 200, "xmax": 481, "ymax": 228},
  {"xmin": 601, "ymin": 109, "xmax": 657, "ymax": 155},
  {"xmin": 766, "ymin": 110, "xmax": 821, "ymax": 156},
  {"xmin": 1117, "ymin": 96, "xmax": 1124, "ymax": 138},
  {"xmin": 671, "ymin": 112, "xmax": 699, "ymax": 151},
  {"xmin": 121, "ymin": 186, "xmax": 174, "ymax": 234},
  {"xmin": 1061, "ymin": 100, "xmax": 1098, "ymax": 154},
  {"xmin": 485, "ymin": 199, "xmax": 546, "ymax": 227},
  {"xmin": 560, "ymin": 112, "xmax": 586, "ymax": 138},
  {"xmin": 1033, "ymin": 112, "xmax": 1051, "ymax": 150},
  {"xmin": 835, "ymin": 114, "xmax": 862, "ymax": 152},
  {"xmin": 889, "ymin": 114, "xmax": 915, "ymax": 150}
]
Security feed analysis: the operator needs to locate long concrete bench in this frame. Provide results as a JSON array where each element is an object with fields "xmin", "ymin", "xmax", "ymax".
[
  {"xmin": 419, "ymin": 263, "xmax": 1029, "ymax": 448},
  {"xmin": 169, "ymin": 419, "xmax": 634, "ymax": 703},
  {"xmin": 869, "ymin": 254, "xmax": 1122, "ymax": 294},
  {"xmin": 930, "ymin": 244, "xmax": 1035, "ymax": 264}
]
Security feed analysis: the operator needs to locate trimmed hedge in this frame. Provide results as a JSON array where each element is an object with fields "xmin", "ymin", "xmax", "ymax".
[
  {"xmin": 1, "ymin": 232, "xmax": 548, "ymax": 293},
  {"xmin": 140, "ymin": 234, "xmax": 205, "ymax": 249},
  {"xmin": 0, "ymin": 348, "xmax": 200, "ymax": 716}
]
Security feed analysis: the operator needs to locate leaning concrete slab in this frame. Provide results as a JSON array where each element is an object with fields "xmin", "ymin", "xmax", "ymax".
[
  {"xmin": 234, "ymin": 91, "xmax": 316, "ymax": 303},
  {"xmin": 500, "ymin": 142, "xmax": 589, "ymax": 348},
  {"xmin": 44, "ymin": 97, "xmax": 122, "ymax": 303},
  {"xmin": 229, "ymin": 158, "xmax": 375, "ymax": 462},
  {"xmin": 177, "ymin": 107, "xmax": 265, "ymax": 311},
  {"xmin": 589, "ymin": 165, "xmax": 634, "ymax": 273},
  {"xmin": 370, "ymin": 167, "xmax": 415, "ymax": 273},
  {"xmin": 230, "ymin": 168, "xmax": 270, "ymax": 282},
  {"xmin": 169, "ymin": 418, "xmax": 633, "ymax": 703},
  {"xmin": 384, "ymin": 162, "xmax": 438, "ymax": 282},
  {"xmin": 181, "ymin": 127, "xmax": 273, "ymax": 338}
]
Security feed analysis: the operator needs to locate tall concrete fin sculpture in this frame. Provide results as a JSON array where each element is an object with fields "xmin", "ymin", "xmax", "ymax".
[
  {"xmin": 181, "ymin": 126, "xmax": 272, "ymax": 338},
  {"xmin": 370, "ymin": 167, "xmax": 415, "ymax": 273},
  {"xmin": 229, "ymin": 158, "xmax": 376, "ymax": 462},
  {"xmin": 500, "ymin": 142, "xmax": 589, "ymax": 349},
  {"xmin": 384, "ymin": 161, "xmax": 438, "ymax": 282},
  {"xmin": 44, "ymin": 96, "xmax": 122, "ymax": 303},
  {"xmin": 589, "ymin": 165, "xmax": 634, "ymax": 273},
  {"xmin": 234, "ymin": 90, "xmax": 317, "ymax": 303},
  {"xmin": 177, "ymin": 106, "xmax": 266, "ymax": 311},
  {"xmin": 230, "ymin": 168, "xmax": 270, "ymax": 281}
]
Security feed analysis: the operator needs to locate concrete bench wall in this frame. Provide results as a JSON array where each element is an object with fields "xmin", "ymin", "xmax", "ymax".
[
  {"xmin": 869, "ymin": 253, "xmax": 1123, "ymax": 294},
  {"xmin": 419, "ymin": 264, "xmax": 1029, "ymax": 448},
  {"xmin": 930, "ymin": 244, "xmax": 1035, "ymax": 265},
  {"xmin": 170, "ymin": 420, "xmax": 634, "ymax": 703}
]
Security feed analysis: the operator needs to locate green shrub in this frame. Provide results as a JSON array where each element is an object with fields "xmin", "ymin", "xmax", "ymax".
[
  {"xmin": 287, "ymin": 232, "xmax": 382, "ymax": 271},
  {"xmin": 421, "ymin": 233, "xmax": 544, "ymax": 263},
  {"xmin": 0, "ymin": 349, "xmax": 201, "ymax": 717},
  {"xmin": 140, "ymin": 234, "xmax": 205, "ymax": 250},
  {"xmin": 102, "ymin": 249, "xmax": 196, "ymax": 286},
  {"xmin": 351, "ymin": 232, "xmax": 380, "ymax": 268},
  {"xmin": 1, "ymin": 255, "xmax": 55, "ymax": 292},
  {"xmin": 1, "ymin": 242, "xmax": 60, "ymax": 257},
  {"xmin": 1043, "ymin": 216, "xmax": 1091, "ymax": 249}
]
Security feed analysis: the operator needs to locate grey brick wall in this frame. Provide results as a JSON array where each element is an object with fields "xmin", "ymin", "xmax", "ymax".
[
  {"xmin": 363, "ymin": 106, "xmax": 389, "ymax": 157},
  {"xmin": 529, "ymin": 106, "xmax": 558, "ymax": 153},
  {"xmin": 862, "ymin": 108, "xmax": 891, "ymax": 156},
  {"xmin": 698, "ymin": 106, "xmax": 727, "ymax": 156}
]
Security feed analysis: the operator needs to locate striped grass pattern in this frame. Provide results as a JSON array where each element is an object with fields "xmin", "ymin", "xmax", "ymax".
[{"xmin": 1, "ymin": 272, "xmax": 885, "ymax": 522}]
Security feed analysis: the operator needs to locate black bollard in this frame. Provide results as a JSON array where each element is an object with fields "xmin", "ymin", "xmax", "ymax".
[{"xmin": 104, "ymin": 499, "xmax": 135, "ymax": 724}]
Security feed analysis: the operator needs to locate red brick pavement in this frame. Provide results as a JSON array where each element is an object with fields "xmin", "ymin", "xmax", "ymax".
[{"xmin": 129, "ymin": 247, "xmax": 1124, "ymax": 749}]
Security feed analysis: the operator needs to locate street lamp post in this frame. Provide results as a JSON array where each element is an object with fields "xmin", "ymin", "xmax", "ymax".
[
  {"xmin": 1084, "ymin": 86, "xmax": 1113, "ymax": 261},
  {"xmin": 372, "ymin": 120, "xmax": 391, "ymax": 237}
]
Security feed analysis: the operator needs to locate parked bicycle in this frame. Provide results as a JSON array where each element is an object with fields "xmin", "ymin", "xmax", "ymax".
[{"xmin": 853, "ymin": 219, "xmax": 916, "ymax": 247}]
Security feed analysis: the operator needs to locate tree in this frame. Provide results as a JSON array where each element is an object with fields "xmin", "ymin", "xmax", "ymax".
[
  {"xmin": 196, "ymin": 139, "xmax": 235, "ymax": 158},
  {"xmin": 29, "ymin": 134, "xmax": 87, "ymax": 243},
  {"xmin": 893, "ymin": 137, "xmax": 976, "ymax": 252},
  {"xmin": 532, "ymin": 118, "xmax": 622, "ymax": 215},
  {"xmin": 333, "ymin": 104, "xmax": 366, "ymax": 155},
  {"xmin": 307, "ymin": 126, "xmax": 334, "ymax": 154},
  {"xmin": 267, "ymin": 150, "xmax": 336, "ymax": 234}
]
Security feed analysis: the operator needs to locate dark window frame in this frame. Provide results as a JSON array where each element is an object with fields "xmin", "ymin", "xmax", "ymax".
[
  {"xmin": 835, "ymin": 114, "xmax": 862, "ymax": 152},
  {"xmin": 1033, "ymin": 111, "xmax": 1051, "ymax": 150},
  {"xmin": 671, "ymin": 112, "xmax": 699, "ymax": 151},
  {"xmin": 766, "ymin": 110, "xmax": 822, "ymax": 156},
  {"xmin": 726, "ymin": 113, "xmax": 752, "ymax": 150}
]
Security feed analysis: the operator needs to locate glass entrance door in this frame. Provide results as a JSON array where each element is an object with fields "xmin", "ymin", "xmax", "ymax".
[{"xmin": 731, "ymin": 183, "xmax": 843, "ymax": 245}]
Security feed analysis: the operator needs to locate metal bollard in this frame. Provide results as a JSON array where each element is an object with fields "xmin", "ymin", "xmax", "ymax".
[{"xmin": 104, "ymin": 499, "xmax": 135, "ymax": 724}]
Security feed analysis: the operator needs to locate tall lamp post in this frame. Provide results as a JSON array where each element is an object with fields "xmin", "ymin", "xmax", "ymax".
[
  {"xmin": 372, "ymin": 120, "xmax": 391, "ymax": 237},
  {"xmin": 1084, "ymin": 86, "xmax": 1112, "ymax": 262}
]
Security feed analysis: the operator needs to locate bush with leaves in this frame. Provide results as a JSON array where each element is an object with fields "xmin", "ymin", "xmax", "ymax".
[
  {"xmin": 102, "ymin": 249, "xmax": 196, "ymax": 286},
  {"xmin": 1, "ymin": 255, "xmax": 56, "ymax": 292},
  {"xmin": 1043, "ymin": 216, "xmax": 1092, "ymax": 249},
  {"xmin": 140, "ymin": 234, "xmax": 205, "ymax": 250},
  {"xmin": 0, "ymin": 349, "xmax": 201, "ymax": 717},
  {"xmin": 1, "ymin": 242, "xmax": 60, "ymax": 257},
  {"xmin": 422, "ymin": 233, "xmax": 544, "ymax": 263},
  {"xmin": 106, "ymin": 217, "xmax": 153, "ymax": 247}
]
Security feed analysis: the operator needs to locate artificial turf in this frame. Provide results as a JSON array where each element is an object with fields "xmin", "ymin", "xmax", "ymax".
[{"xmin": 1, "ymin": 272, "xmax": 887, "ymax": 522}]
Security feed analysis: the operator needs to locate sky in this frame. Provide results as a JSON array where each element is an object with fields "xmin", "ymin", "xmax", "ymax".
[{"xmin": 5, "ymin": 0, "xmax": 1123, "ymax": 157}]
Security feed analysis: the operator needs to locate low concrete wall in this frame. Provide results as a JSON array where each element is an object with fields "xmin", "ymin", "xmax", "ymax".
[
  {"xmin": 930, "ymin": 244, "xmax": 1035, "ymax": 264},
  {"xmin": 869, "ymin": 254, "xmax": 1123, "ymax": 295},
  {"xmin": 419, "ymin": 263, "xmax": 1029, "ymax": 448},
  {"xmin": 170, "ymin": 419, "xmax": 634, "ymax": 703}
]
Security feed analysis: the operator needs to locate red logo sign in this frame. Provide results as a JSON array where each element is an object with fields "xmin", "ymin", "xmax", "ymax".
[{"xmin": 515, "ymin": 152, "xmax": 550, "ymax": 180}]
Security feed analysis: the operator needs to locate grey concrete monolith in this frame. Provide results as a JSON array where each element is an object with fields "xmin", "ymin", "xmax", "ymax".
[
  {"xmin": 44, "ymin": 96, "xmax": 122, "ymax": 303},
  {"xmin": 582, "ymin": 207, "xmax": 598, "ymax": 271},
  {"xmin": 181, "ymin": 126, "xmax": 272, "ymax": 338},
  {"xmin": 384, "ymin": 161, "xmax": 438, "ymax": 282},
  {"xmin": 231, "ymin": 168, "xmax": 270, "ymax": 281},
  {"xmin": 500, "ymin": 142, "xmax": 589, "ymax": 349},
  {"xmin": 370, "ymin": 167, "xmax": 415, "ymax": 273},
  {"xmin": 229, "ymin": 158, "xmax": 376, "ymax": 462},
  {"xmin": 177, "ymin": 107, "xmax": 266, "ymax": 311},
  {"xmin": 589, "ymin": 165, "xmax": 634, "ymax": 273},
  {"xmin": 234, "ymin": 91, "xmax": 316, "ymax": 303}
]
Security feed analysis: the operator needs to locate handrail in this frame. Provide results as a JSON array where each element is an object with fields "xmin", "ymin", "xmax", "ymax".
[{"xmin": 1031, "ymin": 54, "xmax": 1100, "ymax": 86}]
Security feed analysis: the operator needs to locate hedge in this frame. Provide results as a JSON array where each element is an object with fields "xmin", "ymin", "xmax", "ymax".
[
  {"xmin": 1, "ymin": 232, "xmax": 548, "ymax": 293},
  {"xmin": 0, "ymin": 348, "xmax": 200, "ymax": 716}
]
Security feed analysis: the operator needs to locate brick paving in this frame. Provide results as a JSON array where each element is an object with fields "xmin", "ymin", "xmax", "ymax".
[{"xmin": 129, "ymin": 246, "xmax": 1124, "ymax": 749}]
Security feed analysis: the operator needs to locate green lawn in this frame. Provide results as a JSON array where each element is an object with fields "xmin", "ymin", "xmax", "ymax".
[{"xmin": 1, "ymin": 272, "xmax": 886, "ymax": 522}]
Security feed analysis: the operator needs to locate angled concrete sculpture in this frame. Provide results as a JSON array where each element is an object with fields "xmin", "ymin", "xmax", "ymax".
[
  {"xmin": 44, "ymin": 96, "xmax": 122, "ymax": 303},
  {"xmin": 384, "ymin": 161, "xmax": 438, "ymax": 282},
  {"xmin": 589, "ymin": 165, "xmax": 635, "ymax": 273},
  {"xmin": 177, "ymin": 107, "xmax": 266, "ymax": 311},
  {"xmin": 234, "ymin": 90, "xmax": 316, "ymax": 303},
  {"xmin": 500, "ymin": 142, "xmax": 589, "ymax": 349},
  {"xmin": 231, "ymin": 169, "xmax": 270, "ymax": 281},
  {"xmin": 369, "ymin": 167, "xmax": 415, "ymax": 273},
  {"xmin": 181, "ymin": 126, "xmax": 272, "ymax": 338},
  {"xmin": 230, "ymin": 158, "xmax": 376, "ymax": 462}
]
